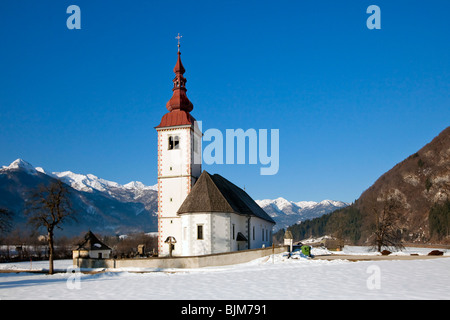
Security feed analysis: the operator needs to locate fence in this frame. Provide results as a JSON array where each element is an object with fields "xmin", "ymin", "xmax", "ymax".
[{"xmin": 74, "ymin": 245, "xmax": 288, "ymax": 269}]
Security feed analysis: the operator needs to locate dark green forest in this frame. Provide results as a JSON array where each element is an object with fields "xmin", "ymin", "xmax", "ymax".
[
  {"xmin": 274, "ymin": 205, "xmax": 363, "ymax": 244},
  {"xmin": 429, "ymin": 200, "xmax": 450, "ymax": 240},
  {"xmin": 275, "ymin": 198, "xmax": 450, "ymax": 245}
]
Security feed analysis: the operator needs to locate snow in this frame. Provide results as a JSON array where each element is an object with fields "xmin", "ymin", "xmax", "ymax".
[
  {"xmin": 317, "ymin": 199, "xmax": 348, "ymax": 207},
  {"xmin": 321, "ymin": 245, "xmax": 449, "ymax": 256},
  {"xmin": 256, "ymin": 198, "xmax": 348, "ymax": 211},
  {"xmin": 51, "ymin": 172, "xmax": 157, "ymax": 194},
  {"xmin": 2, "ymin": 159, "xmax": 157, "ymax": 194},
  {"xmin": 1, "ymin": 159, "xmax": 37, "ymax": 174},
  {"xmin": 256, "ymin": 198, "xmax": 349, "ymax": 231},
  {"xmin": 1, "ymin": 248, "xmax": 449, "ymax": 300},
  {"xmin": 124, "ymin": 181, "xmax": 157, "ymax": 191},
  {"xmin": 256, "ymin": 198, "xmax": 349, "ymax": 215},
  {"xmin": 295, "ymin": 200, "xmax": 319, "ymax": 208},
  {"xmin": 51, "ymin": 171, "xmax": 121, "ymax": 193}
]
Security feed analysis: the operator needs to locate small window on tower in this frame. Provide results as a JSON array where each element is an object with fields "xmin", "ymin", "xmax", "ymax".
[{"xmin": 168, "ymin": 136, "xmax": 180, "ymax": 150}]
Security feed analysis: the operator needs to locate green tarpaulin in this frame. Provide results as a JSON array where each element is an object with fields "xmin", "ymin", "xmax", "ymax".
[{"xmin": 301, "ymin": 245, "xmax": 311, "ymax": 257}]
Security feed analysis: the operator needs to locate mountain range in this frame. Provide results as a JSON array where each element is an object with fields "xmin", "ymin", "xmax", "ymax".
[
  {"xmin": 283, "ymin": 126, "xmax": 450, "ymax": 245},
  {"xmin": 0, "ymin": 159, "xmax": 347, "ymax": 236},
  {"xmin": 255, "ymin": 198, "xmax": 348, "ymax": 231},
  {"xmin": 0, "ymin": 159, "xmax": 157, "ymax": 236},
  {"xmin": 356, "ymin": 126, "xmax": 450, "ymax": 243}
]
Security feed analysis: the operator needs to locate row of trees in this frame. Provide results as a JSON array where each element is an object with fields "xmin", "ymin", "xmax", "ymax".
[
  {"xmin": 103, "ymin": 233, "xmax": 158, "ymax": 258},
  {"xmin": 1, "ymin": 180, "xmax": 159, "ymax": 273},
  {"xmin": 0, "ymin": 231, "xmax": 75, "ymax": 263},
  {"xmin": 1, "ymin": 180, "xmax": 76, "ymax": 274},
  {"xmin": 429, "ymin": 200, "xmax": 450, "ymax": 240},
  {"xmin": 276, "ymin": 189, "xmax": 449, "ymax": 252},
  {"xmin": 274, "ymin": 205, "xmax": 363, "ymax": 248},
  {"xmin": 0, "ymin": 229, "xmax": 159, "ymax": 263}
]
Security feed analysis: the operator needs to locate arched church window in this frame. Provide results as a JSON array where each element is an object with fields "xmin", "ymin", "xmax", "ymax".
[{"xmin": 168, "ymin": 136, "xmax": 180, "ymax": 150}]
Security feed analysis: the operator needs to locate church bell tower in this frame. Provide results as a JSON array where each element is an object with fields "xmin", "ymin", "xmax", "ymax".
[{"xmin": 155, "ymin": 37, "xmax": 202, "ymax": 256}]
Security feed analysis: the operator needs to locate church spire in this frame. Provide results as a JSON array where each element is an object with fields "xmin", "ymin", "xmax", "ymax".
[{"xmin": 166, "ymin": 34, "xmax": 193, "ymax": 113}]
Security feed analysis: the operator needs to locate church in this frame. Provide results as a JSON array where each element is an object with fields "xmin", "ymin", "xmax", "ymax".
[{"xmin": 155, "ymin": 42, "xmax": 275, "ymax": 257}]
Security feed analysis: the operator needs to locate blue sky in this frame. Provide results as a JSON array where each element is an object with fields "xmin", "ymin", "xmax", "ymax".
[{"xmin": 0, "ymin": 0, "xmax": 449, "ymax": 203}]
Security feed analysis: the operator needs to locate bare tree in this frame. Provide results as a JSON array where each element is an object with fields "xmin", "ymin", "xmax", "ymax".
[
  {"xmin": 25, "ymin": 180, "xmax": 76, "ymax": 274},
  {"xmin": 367, "ymin": 190, "xmax": 405, "ymax": 252}
]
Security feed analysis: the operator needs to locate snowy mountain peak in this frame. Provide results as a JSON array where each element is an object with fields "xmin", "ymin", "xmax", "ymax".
[
  {"xmin": 272, "ymin": 197, "xmax": 294, "ymax": 209},
  {"xmin": 318, "ymin": 199, "xmax": 349, "ymax": 207},
  {"xmin": 2, "ymin": 158, "xmax": 37, "ymax": 174},
  {"xmin": 257, "ymin": 197, "xmax": 293, "ymax": 209},
  {"xmin": 51, "ymin": 171, "xmax": 157, "ymax": 194},
  {"xmin": 124, "ymin": 181, "xmax": 157, "ymax": 191},
  {"xmin": 1, "ymin": 159, "xmax": 156, "ymax": 195},
  {"xmin": 256, "ymin": 197, "xmax": 350, "ymax": 231},
  {"xmin": 124, "ymin": 181, "xmax": 144, "ymax": 189},
  {"xmin": 52, "ymin": 171, "xmax": 115, "ymax": 192}
]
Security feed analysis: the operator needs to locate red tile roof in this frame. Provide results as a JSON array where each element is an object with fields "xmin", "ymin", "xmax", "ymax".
[{"xmin": 156, "ymin": 110, "xmax": 196, "ymax": 128}]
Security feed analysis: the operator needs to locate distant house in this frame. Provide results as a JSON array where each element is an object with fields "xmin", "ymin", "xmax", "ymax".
[{"xmin": 73, "ymin": 231, "xmax": 112, "ymax": 259}]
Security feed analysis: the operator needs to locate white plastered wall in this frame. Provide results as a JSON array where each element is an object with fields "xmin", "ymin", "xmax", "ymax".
[
  {"xmin": 157, "ymin": 125, "xmax": 201, "ymax": 256},
  {"xmin": 180, "ymin": 212, "xmax": 275, "ymax": 256}
]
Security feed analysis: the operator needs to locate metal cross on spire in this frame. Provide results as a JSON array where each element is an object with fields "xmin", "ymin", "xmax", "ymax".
[{"xmin": 175, "ymin": 33, "xmax": 182, "ymax": 51}]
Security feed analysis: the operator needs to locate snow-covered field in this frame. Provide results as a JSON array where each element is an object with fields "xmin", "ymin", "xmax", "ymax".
[{"xmin": 1, "ymin": 247, "xmax": 449, "ymax": 300}]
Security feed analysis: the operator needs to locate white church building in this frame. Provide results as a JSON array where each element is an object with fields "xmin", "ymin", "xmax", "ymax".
[{"xmin": 155, "ymin": 44, "xmax": 275, "ymax": 257}]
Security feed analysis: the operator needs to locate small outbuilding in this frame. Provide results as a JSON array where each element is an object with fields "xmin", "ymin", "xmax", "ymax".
[
  {"xmin": 73, "ymin": 231, "xmax": 112, "ymax": 259},
  {"xmin": 284, "ymin": 230, "xmax": 294, "ymax": 252}
]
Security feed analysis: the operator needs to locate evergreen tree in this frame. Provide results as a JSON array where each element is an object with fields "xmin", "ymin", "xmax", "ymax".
[{"xmin": 429, "ymin": 200, "xmax": 450, "ymax": 240}]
